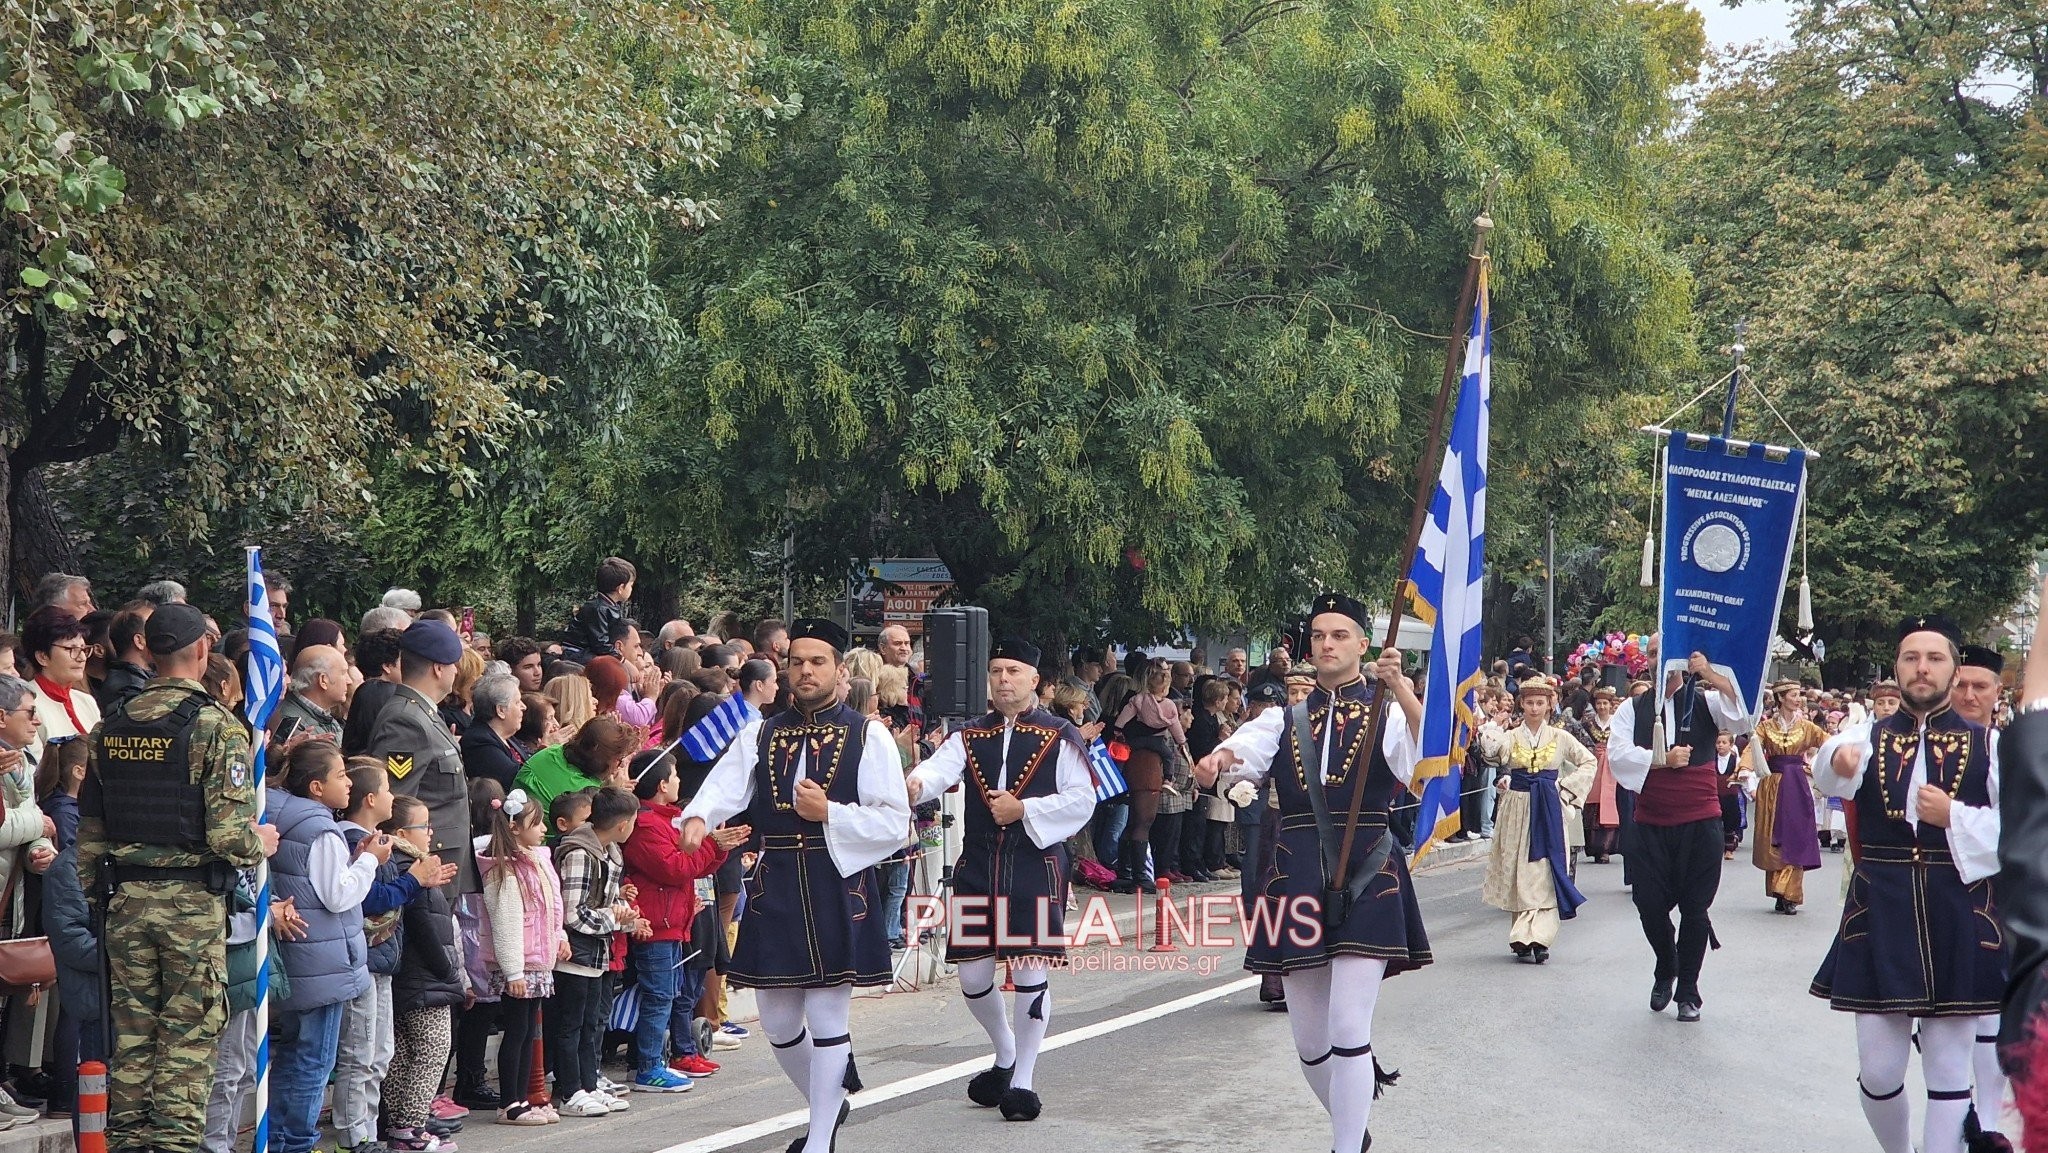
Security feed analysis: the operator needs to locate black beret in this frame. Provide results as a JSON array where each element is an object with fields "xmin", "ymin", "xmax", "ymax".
[
  {"xmin": 145, "ymin": 604, "xmax": 210, "ymax": 655},
  {"xmin": 1895, "ymin": 614, "xmax": 1964, "ymax": 649},
  {"xmin": 398, "ymin": 620, "xmax": 465, "ymax": 665},
  {"xmin": 1309, "ymin": 593, "xmax": 1371, "ymax": 633},
  {"xmin": 788, "ymin": 617, "xmax": 850, "ymax": 654},
  {"xmin": 1249, "ymin": 681, "xmax": 1286, "ymax": 704},
  {"xmin": 1960, "ymin": 644, "xmax": 2005, "ymax": 674},
  {"xmin": 990, "ymin": 636, "xmax": 1041, "ymax": 668}
]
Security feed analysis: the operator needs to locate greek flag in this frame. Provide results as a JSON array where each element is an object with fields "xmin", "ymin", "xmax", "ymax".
[
  {"xmin": 245, "ymin": 549, "xmax": 285, "ymax": 732},
  {"xmin": 608, "ymin": 982, "xmax": 640, "ymax": 1033},
  {"xmin": 680, "ymin": 693, "xmax": 759, "ymax": 763},
  {"xmin": 1407, "ymin": 263, "xmax": 1491, "ymax": 862},
  {"xmin": 244, "ymin": 547, "xmax": 287, "ymax": 1153},
  {"xmin": 1086, "ymin": 739, "xmax": 1127, "ymax": 802}
]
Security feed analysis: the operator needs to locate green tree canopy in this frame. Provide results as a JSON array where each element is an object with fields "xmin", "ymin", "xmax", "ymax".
[
  {"xmin": 3, "ymin": 0, "xmax": 780, "ymax": 593},
  {"xmin": 1663, "ymin": 0, "xmax": 2048, "ymax": 674},
  {"xmin": 603, "ymin": 0, "xmax": 1700, "ymax": 649}
]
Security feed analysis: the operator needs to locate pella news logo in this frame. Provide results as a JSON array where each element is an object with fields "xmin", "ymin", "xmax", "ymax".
[{"xmin": 904, "ymin": 893, "xmax": 1330, "ymax": 950}]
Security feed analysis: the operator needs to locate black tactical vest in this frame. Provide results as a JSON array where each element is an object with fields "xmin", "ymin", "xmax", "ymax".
[{"xmin": 81, "ymin": 687, "xmax": 212, "ymax": 848}]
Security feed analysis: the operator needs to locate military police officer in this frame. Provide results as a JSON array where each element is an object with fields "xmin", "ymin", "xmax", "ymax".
[
  {"xmin": 369, "ymin": 620, "xmax": 473, "ymax": 890},
  {"xmin": 76, "ymin": 602, "xmax": 278, "ymax": 1153}
]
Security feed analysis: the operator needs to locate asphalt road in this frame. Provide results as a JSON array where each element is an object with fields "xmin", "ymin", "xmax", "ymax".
[{"xmin": 454, "ymin": 846, "xmax": 1992, "ymax": 1153}]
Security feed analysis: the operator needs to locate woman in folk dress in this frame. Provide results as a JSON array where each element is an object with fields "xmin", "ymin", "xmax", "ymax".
[
  {"xmin": 1482, "ymin": 676, "xmax": 1597, "ymax": 964},
  {"xmin": 1749, "ymin": 681, "xmax": 1828, "ymax": 914}
]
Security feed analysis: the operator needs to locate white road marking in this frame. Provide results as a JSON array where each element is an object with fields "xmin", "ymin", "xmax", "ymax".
[{"xmin": 650, "ymin": 974, "xmax": 1261, "ymax": 1153}]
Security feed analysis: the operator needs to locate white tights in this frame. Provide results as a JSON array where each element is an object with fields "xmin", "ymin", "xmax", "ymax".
[
  {"xmin": 1854, "ymin": 1014, "xmax": 1975, "ymax": 1153},
  {"xmin": 1974, "ymin": 1013, "xmax": 2007, "ymax": 1133},
  {"xmin": 1282, "ymin": 956, "xmax": 1387, "ymax": 1153},
  {"xmin": 755, "ymin": 986, "xmax": 856, "ymax": 1151},
  {"xmin": 957, "ymin": 955, "xmax": 1054, "ymax": 1091}
]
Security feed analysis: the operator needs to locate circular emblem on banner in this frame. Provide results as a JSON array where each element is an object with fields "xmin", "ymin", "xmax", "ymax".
[{"xmin": 1693, "ymin": 523, "xmax": 1743, "ymax": 573}]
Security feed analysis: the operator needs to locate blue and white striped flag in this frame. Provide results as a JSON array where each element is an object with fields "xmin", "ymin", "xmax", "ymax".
[
  {"xmin": 245, "ymin": 551, "xmax": 285, "ymax": 732},
  {"xmin": 1407, "ymin": 262, "xmax": 1491, "ymax": 862},
  {"xmin": 1086, "ymin": 739, "xmax": 1127, "ymax": 802},
  {"xmin": 244, "ymin": 547, "xmax": 287, "ymax": 1153},
  {"xmin": 609, "ymin": 982, "xmax": 641, "ymax": 1033},
  {"xmin": 680, "ymin": 693, "xmax": 759, "ymax": 763}
]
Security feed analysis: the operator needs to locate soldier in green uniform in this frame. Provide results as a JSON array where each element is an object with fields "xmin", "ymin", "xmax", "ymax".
[
  {"xmin": 76, "ymin": 603, "xmax": 278, "ymax": 1153},
  {"xmin": 369, "ymin": 620, "xmax": 473, "ymax": 891}
]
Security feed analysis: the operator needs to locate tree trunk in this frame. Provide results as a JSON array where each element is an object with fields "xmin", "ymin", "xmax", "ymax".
[
  {"xmin": 515, "ymin": 563, "xmax": 538, "ymax": 637},
  {"xmin": 0, "ymin": 459, "xmax": 13, "ymax": 623},
  {"xmin": 9, "ymin": 467, "xmax": 77, "ymax": 605}
]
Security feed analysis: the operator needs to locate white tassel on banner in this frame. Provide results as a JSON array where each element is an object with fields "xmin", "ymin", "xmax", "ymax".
[
  {"xmin": 1797, "ymin": 575, "xmax": 1814, "ymax": 632},
  {"xmin": 1639, "ymin": 531, "xmax": 1655, "ymax": 588}
]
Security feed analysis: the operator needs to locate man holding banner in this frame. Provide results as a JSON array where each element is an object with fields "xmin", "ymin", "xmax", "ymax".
[
  {"xmin": 1607, "ymin": 649, "xmax": 1750, "ymax": 1022},
  {"xmin": 1607, "ymin": 429, "xmax": 1808, "ymax": 1022}
]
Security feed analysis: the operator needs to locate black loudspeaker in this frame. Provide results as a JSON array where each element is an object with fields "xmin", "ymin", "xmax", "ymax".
[{"xmin": 922, "ymin": 607, "xmax": 989, "ymax": 718}]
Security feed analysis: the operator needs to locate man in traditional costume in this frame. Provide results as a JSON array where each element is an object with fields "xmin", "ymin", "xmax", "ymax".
[
  {"xmin": 680, "ymin": 619, "xmax": 912, "ymax": 1153},
  {"xmin": 906, "ymin": 637, "xmax": 1096, "ymax": 1123},
  {"xmin": 1751, "ymin": 680, "xmax": 1830, "ymax": 914},
  {"xmin": 1949, "ymin": 645, "xmax": 2014, "ymax": 1153},
  {"xmin": 1196, "ymin": 593, "xmax": 1429, "ymax": 1153},
  {"xmin": 1481, "ymin": 675, "xmax": 1595, "ymax": 963},
  {"xmin": 1607, "ymin": 649, "xmax": 1753, "ymax": 1022},
  {"xmin": 1811, "ymin": 616, "xmax": 2003, "ymax": 1153}
]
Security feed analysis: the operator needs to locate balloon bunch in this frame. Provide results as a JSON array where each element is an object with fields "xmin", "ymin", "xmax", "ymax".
[{"xmin": 1564, "ymin": 631, "xmax": 1655, "ymax": 679}]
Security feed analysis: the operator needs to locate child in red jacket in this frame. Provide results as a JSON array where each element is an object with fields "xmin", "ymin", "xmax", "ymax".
[{"xmin": 622, "ymin": 750, "xmax": 750, "ymax": 1089}]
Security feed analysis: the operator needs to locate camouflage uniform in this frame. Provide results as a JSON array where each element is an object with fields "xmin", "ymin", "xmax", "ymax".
[{"xmin": 77, "ymin": 677, "xmax": 265, "ymax": 1153}]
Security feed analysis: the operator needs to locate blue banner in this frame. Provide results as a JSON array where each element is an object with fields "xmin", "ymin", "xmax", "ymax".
[{"xmin": 1658, "ymin": 434, "xmax": 1810, "ymax": 715}]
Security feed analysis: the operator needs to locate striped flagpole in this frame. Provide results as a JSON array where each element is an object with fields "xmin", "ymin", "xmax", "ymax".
[{"xmin": 244, "ymin": 548, "xmax": 287, "ymax": 1153}]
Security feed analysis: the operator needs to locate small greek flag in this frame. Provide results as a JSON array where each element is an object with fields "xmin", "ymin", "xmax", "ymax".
[
  {"xmin": 680, "ymin": 694, "xmax": 760, "ymax": 762},
  {"xmin": 1086, "ymin": 739, "xmax": 1126, "ymax": 802},
  {"xmin": 245, "ymin": 550, "xmax": 285, "ymax": 733},
  {"xmin": 609, "ymin": 983, "xmax": 640, "ymax": 1033}
]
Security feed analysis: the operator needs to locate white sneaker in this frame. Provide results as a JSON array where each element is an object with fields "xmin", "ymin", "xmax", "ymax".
[
  {"xmin": 596, "ymin": 1091, "xmax": 630, "ymax": 1113},
  {"xmin": 710, "ymin": 1032, "xmax": 742, "ymax": 1052},
  {"xmin": 597, "ymin": 1076, "xmax": 629, "ymax": 1095},
  {"xmin": 560, "ymin": 1090, "xmax": 611, "ymax": 1119}
]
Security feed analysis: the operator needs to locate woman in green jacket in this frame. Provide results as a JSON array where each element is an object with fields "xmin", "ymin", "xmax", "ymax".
[{"xmin": 512, "ymin": 716, "xmax": 639, "ymax": 821}]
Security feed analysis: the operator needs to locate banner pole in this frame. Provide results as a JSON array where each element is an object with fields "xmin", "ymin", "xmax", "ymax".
[{"xmin": 1720, "ymin": 319, "xmax": 1746, "ymax": 437}]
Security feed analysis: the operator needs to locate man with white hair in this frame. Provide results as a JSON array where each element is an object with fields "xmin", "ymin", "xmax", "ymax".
[
  {"xmin": 137, "ymin": 580, "xmax": 187, "ymax": 606},
  {"xmin": 276, "ymin": 645, "xmax": 349, "ymax": 744},
  {"xmin": 33, "ymin": 572, "xmax": 93, "ymax": 618},
  {"xmin": 658, "ymin": 620, "xmax": 695, "ymax": 651},
  {"xmin": 360, "ymin": 605, "xmax": 412, "ymax": 636},
  {"xmin": 380, "ymin": 588, "xmax": 424, "ymax": 616}
]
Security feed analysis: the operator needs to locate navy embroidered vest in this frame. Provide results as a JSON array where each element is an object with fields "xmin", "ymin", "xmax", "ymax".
[
  {"xmin": 1273, "ymin": 679, "xmax": 1396, "ymax": 823},
  {"xmin": 957, "ymin": 708, "xmax": 1082, "ymax": 842},
  {"xmin": 1853, "ymin": 704, "xmax": 1992, "ymax": 852},
  {"xmin": 747, "ymin": 702, "xmax": 869, "ymax": 839}
]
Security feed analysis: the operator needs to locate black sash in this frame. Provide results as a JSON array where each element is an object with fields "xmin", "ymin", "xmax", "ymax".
[{"xmin": 1293, "ymin": 703, "xmax": 1392, "ymax": 928}]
